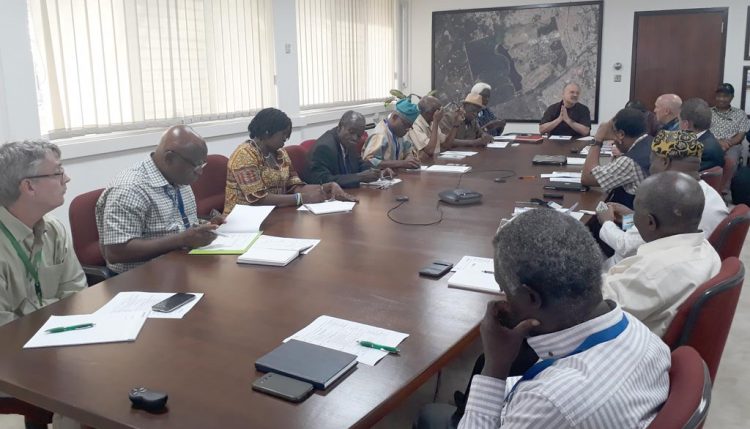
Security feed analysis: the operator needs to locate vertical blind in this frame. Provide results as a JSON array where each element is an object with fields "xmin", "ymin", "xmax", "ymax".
[
  {"xmin": 28, "ymin": 0, "xmax": 276, "ymax": 139},
  {"xmin": 296, "ymin": 0, "xmax": 396, "ymax": 109}
]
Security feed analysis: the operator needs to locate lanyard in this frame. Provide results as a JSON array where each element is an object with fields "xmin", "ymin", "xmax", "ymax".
[
  {"xmin": 163, "ymin": 186, "xmax": 191, "ymax": 230},
  {"xmin": 505, "ymin": 314, "xmax": 629, "ymax": 403},
  {"xmin": 0, "ymin": 221, "xmax": 43, "ymax": 306},
  {"xmin": 385, "ymin": 120, "xmax": 401, "ymax": 160}
]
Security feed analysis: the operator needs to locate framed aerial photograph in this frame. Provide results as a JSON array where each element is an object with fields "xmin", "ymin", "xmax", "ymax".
[
  {"xmin": 745, "ymin": 6, "xmax": 750, "ymax": 60},
  {"xmin": 432, "ymin": 1, "xmax": 603, "ymax": 122}
]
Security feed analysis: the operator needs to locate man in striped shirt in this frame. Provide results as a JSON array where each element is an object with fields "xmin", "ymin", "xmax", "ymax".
[{"xmin": 416, "ymin": 209, "xmax": 670, "ymax": 428}]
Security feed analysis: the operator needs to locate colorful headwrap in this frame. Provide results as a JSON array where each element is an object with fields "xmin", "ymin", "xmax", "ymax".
[
  {"xmin": 395, "ymin": 98, "xmax": 420, "ymax": 123},
  {"xmin": 651, "ymin": 130, "xmax": 703, "ymax": 159}
]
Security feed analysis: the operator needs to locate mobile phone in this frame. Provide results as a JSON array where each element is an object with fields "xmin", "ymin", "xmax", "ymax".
[
  {"xmin": 252, "ymin": 373, "xmax": 314, "ymax": 403},
  {"xmin": 151, "ymin": 293, "xmax": 196, "ymax": 313},
  {"xmin": 419, "ymin": 261, "xmax": 454, "ymax": 278}
]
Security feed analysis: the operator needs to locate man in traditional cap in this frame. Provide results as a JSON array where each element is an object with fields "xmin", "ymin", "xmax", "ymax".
[
  {"xmin": 539, "ymin": 83, "xmax": 591, "ymax": 138},
  {"xmin": 710, "ymin": 83, "xmax": 750, "ymax": 192},
  {"xmin": 470, "ymin": 82, "xmax": 507, "ymax": 136},
  {"xmin": 602, "ymin": 170, "xmax": 721, "ymax": 336},
  {"xmin": 444, "ymin": 93, "xmax": 494, "ymax": 148},
  {"xmin": 597, "ymin": 130, "xmax": 728, "ymax": 269},
  {"xmin": 361, "ymin": 98, "xmax": 421, "ymax": 169},
  {"xmin": 406, "ymin": 96, "xmax": 458, "ymax": 161}
]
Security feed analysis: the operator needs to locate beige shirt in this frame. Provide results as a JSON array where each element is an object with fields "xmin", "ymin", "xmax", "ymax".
[
  {"xmin": 602, "ymin": 232, "xmax": 721, "ymax": 337},
  {"xmin": 407, "ymin": 114, "xmax": 447, "ymax": 156},
  {"xmin": 0, "ymin": 206, "xmax": 86, "ymax": 327}
]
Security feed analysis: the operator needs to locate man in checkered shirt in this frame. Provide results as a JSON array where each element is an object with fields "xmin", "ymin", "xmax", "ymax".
[{"xmin": 95, "ymin": 125, "xmax": 220, "ymax": 273}]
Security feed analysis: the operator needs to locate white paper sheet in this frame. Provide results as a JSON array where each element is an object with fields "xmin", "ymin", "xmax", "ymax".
[
  {"xmin": 540, "ymin": 172, "xmax": 582, "ymax": 179},
  {"xmin": 451, "ymin": 256, "xmax": 494, "ymax": 272},
  {"xmin": 360, "ymin": 178, "xmax": 402, "ymax": 189},
  {"xmin": 218, "ymin": 205, "xmax": 275, "ymax": 234},
  {"xmin": 24, "ymin": 311, "xmax": 148, "ymax": 348},
  {"xmin": 191, "ymin": 232, "xmax": 260, "ymax": 253},
  {"xmin": 94, "ymin": 292, "xmax": 204, "ymax": 319},
  {"xmin": 549, "ymin": 135, "xmax": 573, "ymax": 140},
  {"xmin": 493, "ymin": 135, "xmax": 516, "ymax": 141},
  {"xmin": 513, "ymin": 206, "xmax": 586, "ymax": 221},
  {"xmin": 578, "ymin": 136, "xmax": 595, "ymax": 141},
  {"xmin": 487, "ymin": 142, "xmax": 509, "ymax": 148},
  {"xmin": 448, "ymin": 270, "xmax": 500, "ymax": 294},
  {"xmin": 425, "ymin": 165, "xmax": 472, "ymax": 173},
  {"xmin": 284, "ymin": 315, "xmax": 409, "ymax": 366},
  {"xmin": 440, "ymin": 150, "xmax": 478, "ymax": 157},
  {"xmin": 297, "ymin": 201, "xmax": 356, "ymax": 214}
]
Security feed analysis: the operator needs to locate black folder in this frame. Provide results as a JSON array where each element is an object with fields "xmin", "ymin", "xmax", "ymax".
[{"xmin": 255, "ymin": 340, "xmax": 358, "ymax": 390}]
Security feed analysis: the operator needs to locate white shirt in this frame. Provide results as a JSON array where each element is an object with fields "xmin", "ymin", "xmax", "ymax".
[
  {"xmin": 600, "ymin": 179, "xmax": 728, "ymax": 269},
  {"xmin": 458, "ymin": 305, "xmax": 670, "ymax": 429},
  {"xmin": 602, "ymin": 232, "xmax": 721, "ymax": 336}
]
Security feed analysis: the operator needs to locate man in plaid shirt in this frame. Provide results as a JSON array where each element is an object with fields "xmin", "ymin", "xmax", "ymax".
[{"xmin": 95, "ymin": 125, "xmax": 221, "ymax": 273}]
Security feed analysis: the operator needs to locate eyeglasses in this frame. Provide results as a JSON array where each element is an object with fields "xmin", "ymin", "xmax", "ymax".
[
  {"xmin": 26, "ymin": 168, "xmax": 66, "ymax": 184},
  {"xmin": 169, "ymin": 150, "xmax": 207, "ymax": 172}
]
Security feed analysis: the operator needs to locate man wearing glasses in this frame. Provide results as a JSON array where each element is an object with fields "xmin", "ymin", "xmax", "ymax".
[
  {"xmin": 96, "ymin": 125, "xmax": 222, "ymax": 274},
  {"xmin": 0, "ymin": 141, "xmax": 87, "ymax": 428}
]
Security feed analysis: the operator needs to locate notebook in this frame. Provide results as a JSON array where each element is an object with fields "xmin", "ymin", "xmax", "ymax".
[
  {"xmin": 255, "ymin": 339, "xmax": 358, "ymax": 389},
  {"xmin": 532, "ymin": 155, "xmax": 567, "ymax": 166},
  {"xmin": 190, "ymin": 205, "xmax": 274, "ymax": 254},
  {"xmin": 236, "ymin": 235, "xmax": 320, "ymax": 267},
  {"xmin": 298, "ymin": 201, "xmax": 356, "ymax": 215},
  {"xmin": 513, "ymin": 134, "xmax": 544, "ymax": 143},
  {"xmin": 447, "ymin": 270, "xmax": 501, "ymax": 295}
]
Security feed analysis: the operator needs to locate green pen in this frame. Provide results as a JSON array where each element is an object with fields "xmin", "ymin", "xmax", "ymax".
[
  {"xmin": 357, "ymin": 340, "xmax": 400, "ymax": 354},
  {"xmin": 45, "ymin": 323, "xmax": 95, "ymax": 334}
]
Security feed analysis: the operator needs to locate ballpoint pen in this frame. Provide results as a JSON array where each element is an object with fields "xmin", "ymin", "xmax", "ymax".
[
  {"xmin": 357, "ymin": 340, "xmax": 400, "ymax": 354},
  {"xmin": 45, "ymin": 323, "xmax": 95, "ymax": 334}
]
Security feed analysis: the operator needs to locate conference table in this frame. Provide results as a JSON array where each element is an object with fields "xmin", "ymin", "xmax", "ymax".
[{"xmin": 0, "ymin": 137, "xmax": 605, "ymax": 428}]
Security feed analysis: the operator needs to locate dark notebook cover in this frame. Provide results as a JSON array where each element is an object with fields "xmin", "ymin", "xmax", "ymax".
[
  {"xmin": 255, "ymin": 339, "xmax": 358, "ymax": 390},
  {"xmin": 514, "ymin": 134, "xmax": 544, "ymax": 143},
  {"xmin": 532, "ymin": 155, "xmax": 567, "ymax": 165}
]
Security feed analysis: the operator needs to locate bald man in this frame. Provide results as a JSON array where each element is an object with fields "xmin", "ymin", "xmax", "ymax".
[
  {"xmin": 654, "ymin": 94, "xmax": 682, "ymax": 131},
  {"xmin": 406, "ymin": 96, "xmax": 459, "ymax": 160},
  {"xmin": 539, "ymin": 83, "xmax": 591, "ymax": 138},
  {"xmin": 96, "ymin": 125, "xmax": 221, "ymax": 273},
  {"xmin": 602, "ymin": 171, "xmax": 721, "ymax": 336}
]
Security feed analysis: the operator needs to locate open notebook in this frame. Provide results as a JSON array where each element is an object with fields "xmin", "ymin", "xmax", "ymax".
[
  {"xmin": 237, "ymin": 235, "xmax": 320, "ymax": 267},
  {"xmin": 190, "ymin": 205, "xmax": 274, "ymax": 254}
]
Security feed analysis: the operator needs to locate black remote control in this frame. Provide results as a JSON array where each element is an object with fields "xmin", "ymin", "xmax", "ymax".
[{"xmin": 129, "ymin": 387, "xmax": 168, "ymax": 412}]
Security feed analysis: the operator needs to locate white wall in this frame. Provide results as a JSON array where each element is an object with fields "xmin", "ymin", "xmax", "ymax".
[
  {"xmin": 408, "ymin": 0, "xmax": 749, "ymax": 133},
  {"xmin": 0, "ymin": 0, "xmax": 390, "ymax": 229}
]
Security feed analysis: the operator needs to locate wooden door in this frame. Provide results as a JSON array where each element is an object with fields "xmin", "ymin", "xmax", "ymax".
[{"xmin": 631, "ymin": 9, "xmax": 727, "ymax": 109}]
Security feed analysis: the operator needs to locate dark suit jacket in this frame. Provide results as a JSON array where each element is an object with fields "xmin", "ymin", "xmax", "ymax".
[
  {"xmin": 698, "ymin": 130, "xmax": 725, "ymax": 171},
  {"xmin": 302, "ymin": 128, "xmax": 372, "ymax": 188}
]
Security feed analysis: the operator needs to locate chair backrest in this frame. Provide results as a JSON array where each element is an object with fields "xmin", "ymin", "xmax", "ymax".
[
  {"xmin": 286, "ymin": 145, "xmax": 308, "ymax": 176},
  {"xmin": 190, "ymin": 154, "xmax": 228, "ymax": 217},
  {"xmin": 68, "ymin": 188, "xmax": 105, "ymax": 266},
  {"xmin": 708, "ymin": 204, "xmax": 750, "ymax": 260},
  {"xmin": 300, "ymin": 139, "xmax": 317, "ymax": 151},
  {"xmin": 699, "ymin": 166, "xmax": 723, "ymax": 194},
  {"xmin": 647, "ymin": 346, "xmax": 711, "ymax": 429},
  {"xmin": 661, "ymin": 257, "xmax": 744, "ymax": 382},
  {"xmin": 356, "ymin": 131, "xmax": 369, "ymax": 155}
]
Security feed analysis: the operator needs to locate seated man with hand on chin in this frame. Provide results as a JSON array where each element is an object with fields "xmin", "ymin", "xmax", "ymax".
[{"xmin": 416, "ymin": 209, "xmax": 670, "ymax": 429}]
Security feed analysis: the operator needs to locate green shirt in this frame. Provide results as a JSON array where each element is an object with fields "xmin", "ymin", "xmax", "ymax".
[{"xmin": 0, "ymin": 206, "xmax": 86, "ymax": 327}]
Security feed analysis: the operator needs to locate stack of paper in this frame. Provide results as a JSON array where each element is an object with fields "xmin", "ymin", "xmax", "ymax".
[
  {"xmin": 439, "ymin": 150, "xmax": 478, "ymax": 159},
  {"xmin": 566, "ymin": 157, "xmax": 586, "ymax": 166},
  {"xmin": 487, "ymin": 141, "xmax": 509, "ymax": 149},
  {"xmin": 578, "ymin": 136, "xmax": 595, "ymax": 142},
  {"xmin": 237, "ymin": 235, "xmax": 320, "ymax": 267},
  {"xmin": 447, "ymin": 256, "xmax": 500, "ymax": 295},
  {"xmin": 190, "ymin": 205, "xmax": 274, "ymax": 254},
  {"xmin": 549, "ymin": 135, "xmax": 573, "ymax": 141},
  {"xmin": 24, "ymin": 311, "xmax": 148, "ymax": 349},
  {"xmin": 494, "ymin": 135, "xmax": 517, "ymax": 141},
  {"xmin": 580, "ymin": 143, "xmax": 613, "ymax": 156},
  {"xmin": 284, "ymin": 315, "xmax": 409, "ymax": 366},
  {"xmin": 94, "ymin": 292, "xmax": 204, "ymax": 319},
  {"xmin": 298, "ymin": 201, "xmax": 356, "ymax": 215},
  {"xmin": 425, "ymin": 165, "xmax": 472, "ymax": 173}
]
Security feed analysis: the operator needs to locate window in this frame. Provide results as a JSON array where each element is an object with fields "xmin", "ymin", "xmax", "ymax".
[
  {"xmin": 28, "ymin": 0, "xmax": 276, "ymax": 139},
  {"xmin": 296, "ymin": 0, "xmax": 397, "ymax": 109}
]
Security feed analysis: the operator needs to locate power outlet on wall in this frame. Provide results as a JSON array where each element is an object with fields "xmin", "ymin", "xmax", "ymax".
[{"xmin": 613, "ymin": 74, "xmax": 622, "ymax": 82}]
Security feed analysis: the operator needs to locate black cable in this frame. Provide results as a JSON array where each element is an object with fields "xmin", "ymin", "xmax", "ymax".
[{"xmin": 386, "ymin": 199, "xmax": 444, "ymax": 226}]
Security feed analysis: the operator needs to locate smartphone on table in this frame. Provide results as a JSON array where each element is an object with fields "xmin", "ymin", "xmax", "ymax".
[
  {"xmin": 151, "ymin": 293, "xmax": 196, "ymax": 313},
  {"xmin": 252, "ymin": 373, "xmax": 314, "ymax": 403}
]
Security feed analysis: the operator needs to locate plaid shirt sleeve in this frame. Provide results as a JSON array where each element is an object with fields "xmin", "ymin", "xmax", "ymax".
[
  {"xmin": 591, "ymin": 157, "xmax": 640, "ymax": 193},
  {"xmin": 99, "ymin": 186, "xmax": 151, "ymax": 246}
]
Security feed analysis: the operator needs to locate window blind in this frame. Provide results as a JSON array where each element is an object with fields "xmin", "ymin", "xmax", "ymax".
[
  {"xmin": 296, "ymin": 0, "xmax": 396, "ymax": 110},
  {"xmin": 28, "ymin": 0, "xmax": 276, "ymax": 139}
]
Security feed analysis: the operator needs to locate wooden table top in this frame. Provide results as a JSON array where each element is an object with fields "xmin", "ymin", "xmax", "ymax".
[{"xmin": 0, "ymin": 139, "xmax": 604, "ymax": 429}]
